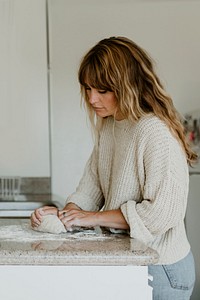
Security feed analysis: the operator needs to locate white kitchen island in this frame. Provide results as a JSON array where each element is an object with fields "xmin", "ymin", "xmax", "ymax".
[{"xmin": 0, "ymin": 219, "xmax": 158, "ymax": 300}]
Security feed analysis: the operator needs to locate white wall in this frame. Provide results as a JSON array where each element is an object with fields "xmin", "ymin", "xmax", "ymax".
[
  {"xmin": 0, "ymin": 0, "xmax": 50, "ymax": 177},
  {"xmin": 49, "ymin": 0, "xmax": 200, "ymax": 203}
]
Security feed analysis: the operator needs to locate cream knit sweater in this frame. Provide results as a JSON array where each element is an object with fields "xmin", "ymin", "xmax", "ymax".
[{"xmin": 66, "ymin": 114, "xmax": 190, "ymax": 264}]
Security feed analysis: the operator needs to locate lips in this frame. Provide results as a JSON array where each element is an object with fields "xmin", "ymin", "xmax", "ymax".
[{"xmin": 93, "ymin": 106, "xmax": 104, "ymax": 109}]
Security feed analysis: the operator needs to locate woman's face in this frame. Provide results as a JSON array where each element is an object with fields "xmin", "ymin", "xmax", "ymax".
[{"xmin": 85, "ymin": 84, "xmax": 123, "ymax": 120}]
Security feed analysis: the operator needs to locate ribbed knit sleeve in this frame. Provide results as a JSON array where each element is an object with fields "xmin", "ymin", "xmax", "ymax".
[
  {"xmin": 121, "ymin": 117, "xmax": 189, "ymax": 245},
  {"xmin": 65, "ymin": 146, "xmax": 104, "ymax": 211}
]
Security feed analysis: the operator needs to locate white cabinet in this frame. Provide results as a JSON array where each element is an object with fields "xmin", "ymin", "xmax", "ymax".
[
  {"xmin": 0, "ymin": 265, "xmax": 152, "ymax": 300},
  {"xmin": 0, "ymin": 0, "xmax": 50, "ymax": 177}
]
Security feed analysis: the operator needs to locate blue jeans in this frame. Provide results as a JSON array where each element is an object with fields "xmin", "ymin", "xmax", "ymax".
[{"xmin": 148, "ymin": 251, "xmax": 195, "ymax": 300}]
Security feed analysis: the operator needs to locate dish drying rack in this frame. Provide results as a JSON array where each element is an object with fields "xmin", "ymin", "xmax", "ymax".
[{"xmin": 0, "ymin": 177, "xmax": 21, "ymax": 201}]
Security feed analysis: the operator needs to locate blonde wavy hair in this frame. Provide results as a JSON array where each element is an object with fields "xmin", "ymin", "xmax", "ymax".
[{"xmin": 78, "ymin": 36, "xmax": 197, "ymax": 164}]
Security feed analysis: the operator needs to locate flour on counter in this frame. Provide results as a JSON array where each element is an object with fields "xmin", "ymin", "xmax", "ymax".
[{"xmin": 0, "ymin": 222, "xmax": 113, "ymax": 242}]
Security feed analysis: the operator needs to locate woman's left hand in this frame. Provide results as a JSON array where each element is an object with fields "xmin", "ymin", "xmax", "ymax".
[{"xmin": 58, "ymin": 208, "xmax": 98, "ymax": 230}]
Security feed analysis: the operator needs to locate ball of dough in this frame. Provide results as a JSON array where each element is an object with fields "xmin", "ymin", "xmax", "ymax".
[{"xmin": 32, "ymin": 214, "xmax": 67, "ymax": 234}]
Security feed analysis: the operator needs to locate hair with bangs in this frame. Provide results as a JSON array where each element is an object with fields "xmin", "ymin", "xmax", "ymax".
[{"xmin": 78, "ymin": 36, "xmax": 197, "ymax": 164}]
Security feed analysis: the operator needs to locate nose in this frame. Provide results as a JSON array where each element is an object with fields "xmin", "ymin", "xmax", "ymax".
[{"xmin": 88, "ymin": 89, "xmax": 99, "ymax": 105}]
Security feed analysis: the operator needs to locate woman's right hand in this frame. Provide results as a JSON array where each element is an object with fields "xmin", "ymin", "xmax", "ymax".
[{"xmin": 30, "ymin": 206, "xmax": 58, "ymax": 228}]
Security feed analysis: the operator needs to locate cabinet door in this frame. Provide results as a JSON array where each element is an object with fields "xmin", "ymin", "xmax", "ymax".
[
  {"xmin": 0, "ymin": 0, "xmax": 50, "ymax": 177},
  {"xmin": 0, "ymin": 265, "xmax": 151, "ymax": 300}
]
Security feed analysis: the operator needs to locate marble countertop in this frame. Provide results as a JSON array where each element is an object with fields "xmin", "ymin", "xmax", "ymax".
[{"xmin": 0, "ymin": 219, "xmax": 159, "ymax": 266}]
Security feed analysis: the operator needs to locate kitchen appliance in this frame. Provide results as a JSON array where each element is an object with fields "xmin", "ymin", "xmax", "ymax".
[
  {"xmin": 0, "ymin": 176, "xmax": 21, "ymax": 201},
  {"xmin": 0, "ymin": 176, "xmax": 56, "ymax": 218}
]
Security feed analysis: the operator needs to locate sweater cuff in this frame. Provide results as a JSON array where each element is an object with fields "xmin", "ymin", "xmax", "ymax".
[{"xmin": 121, "ymin": 201, "xmax": 154, "ymax": 244}]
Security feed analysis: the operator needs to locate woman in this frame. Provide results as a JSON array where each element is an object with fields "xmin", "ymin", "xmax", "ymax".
[{"xmin": 31, "ymin": 36, "xmax": 196, "ymax": 299}]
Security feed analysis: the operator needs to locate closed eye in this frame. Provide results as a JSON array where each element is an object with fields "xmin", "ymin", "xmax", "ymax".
[
  {"xmin": 85, "ymin": 86, "xmax": 91, "ymax": 91},
  {"xmin": 98, "ymin": 90, "xmax": 107, "ymax": 94},
  {"xmin": 84, "ymin": 85, "xmax": 108, "ymax": 94},
  {"xmin": 84, "ymin": 87, "xmax": 107, "ymax": 94}
]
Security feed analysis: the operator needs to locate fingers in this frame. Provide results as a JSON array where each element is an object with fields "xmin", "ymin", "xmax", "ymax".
[
  {"xmin": 58, "ymin": 209, "xmax": 78, "ymax": 230},
  {"xmin": 35, "ymin": 207, "xmax": 43, "ymax": 220},
  {"xmin": 58, "ymin": 209, "xmax": 67, "ymax": 221},
  {"xmin": 30, "ymin": 206, "xmax": 58, "ymax": 228},
  {"xmin": 39, "ymin": 206, "xmax": 58, "ymax": 216},
  {"xmin": 31, "ymin": 211, "xmax": 40, "ymax": 228},
  {"xmin": 58, "ymin": 209, "xmax": 78, "ymax": 222},
  {"xmin": 59, "ymin": 209, "xmax": 95, "ymax": 229}
]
